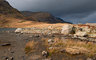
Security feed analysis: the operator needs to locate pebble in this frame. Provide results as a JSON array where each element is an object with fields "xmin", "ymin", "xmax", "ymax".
[
  {"xmin": 42, "ymin": 51, "xmax": 49, "ymax": 58},
  {"xmin": 87, "ymin": 58, "xmax": 93, "ymax": 60},
  {"xmin": 48, "ymin": 47, "xmax": 53, "ymax": 50},
  {"xmin": 35, "ymin": 35, "xmax": 40, "ymax": 37},
  {"xmin": 10, "ymin": 57, "xmax": 14, "ymax": 60},
  {"xmin": 60, "ymin": 49, "xmax": 66, "ymax": 53},
  {"xmin": 5, "ymin": 57, "xmax": 9, "ymax": 60},
  {"xmin": 48, "ymin": 39, "xmax": 54, "ymax": 43},
  {"xmin": 11, "ymin": 51, "xmax": 14, "ymax": 53},
  {"xmin": 42, "ymin": 58, "xmax": 52, "ymax": 60}
]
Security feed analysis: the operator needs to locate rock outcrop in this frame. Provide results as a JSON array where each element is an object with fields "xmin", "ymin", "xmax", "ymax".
[
  {"xmin": 61, "ymin": 24, "xmax": 74, "ymax": 35},
  {"xmin": 61, "ymin": 24, "xmax": 96, "ymax": 37},
  {"xmin": 15, "ymin": 28, "xmax": 61, "ymax": 34},
  {"xmin": 74, "ymin": 32, "xmax": 87, "ymax": 37},
  {"xmin": 74, "ymin": 24, "xmax": 96, "ymax": 37},
  {"xmin": 15, "ymin": 24, "xmax": 96, "ymax": 38}
]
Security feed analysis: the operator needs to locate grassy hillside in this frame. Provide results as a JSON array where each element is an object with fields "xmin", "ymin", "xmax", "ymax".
[
  {"xmin": 21, "ymin": 11, "xmax": 71, "ymax": 23},
  {"xmin": 0, "ymin": 0, "xmax": 71, "ymax": 28},
  {"xmin": 0, "ymin": 0, "xmax": 23, "ymax": 18}
]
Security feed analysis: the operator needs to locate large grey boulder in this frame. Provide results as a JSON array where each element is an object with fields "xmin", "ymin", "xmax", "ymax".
[
  {"xmin": 61, "ymin": 24, "xmax": 74, "ymax": 35},
  {"xmin": 74, "ymin": 31, "xmax": 88, "ymax": 37}
]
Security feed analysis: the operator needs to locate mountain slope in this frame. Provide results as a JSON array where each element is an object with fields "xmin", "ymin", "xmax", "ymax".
[
  {"xmin": 0, "ymin": 0, "xmax": 23, "ymax": 18},
  {"xmin": 21, "ymin": 11, "xmax": 71, "ymax": 23},
  {"xmin": 0, "ymin": 0, "xmax": 71, "ymax": 28}
]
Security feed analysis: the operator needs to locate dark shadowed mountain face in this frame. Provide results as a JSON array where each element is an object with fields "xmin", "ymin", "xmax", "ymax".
[
  {"xmin": 0, "ymin": 0, "xmax": 23, "ymax": 18},
  {"xmin": 0, "ymin": 0, "xmax": 71, "ymax": 24},
  {"xmin": 21, "ymin": 11, "xmax": 71, "ymax": 23}
]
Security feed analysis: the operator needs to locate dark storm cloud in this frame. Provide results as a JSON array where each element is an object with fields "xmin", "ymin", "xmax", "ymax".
[
  {"xmin": 82, "ymin": 12, "xmax": 96, "ymax": 23},
  {"xmin": 7, "ymin": 0, "xmax": 96, "ymax": 15},
  {"xmin": 7, "ymin": 0, "xmax": 96, "ymax": 23},
  {"xmin": 62, "ymin": 12, "xmax": 96, "ymax": 24}
]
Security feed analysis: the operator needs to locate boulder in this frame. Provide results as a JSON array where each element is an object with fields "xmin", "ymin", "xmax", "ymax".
[
  {"xmin": 15, "ymin": 28, "xmax": 22, "ymax": 33},
  {"xmin": 42, "ymin": 51, "xmax": 49, "ymax": 58},
  {"xmin": 89, "ymin": 34, "xmax": 96, "ymax": 37},
  {"xmin": 61, "ymin": 24, "xmax": 74, "ymax": 35},
  {"xmin": 74, "ymin": 31, "xmax": 88, "ymax": 37}
]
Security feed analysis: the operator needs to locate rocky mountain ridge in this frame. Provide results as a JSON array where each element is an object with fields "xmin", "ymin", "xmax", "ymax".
[
  {"xmin": 0, "ymin": 0, "xmax": 23, "ymax": 18},
  {"xmin": 21, "ymin": 11, "xmax": 71, "ymax": 23},
  {"xmin": 0, "ymin": 0, "xmax": 71, "ymax": 25}
]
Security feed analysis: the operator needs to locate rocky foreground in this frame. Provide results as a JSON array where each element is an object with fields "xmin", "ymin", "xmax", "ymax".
[
  {"xmin": 0, "ymin": 24, "xmax": 96, "ymax": 60},
  {"xmin": 15, "ymin": 24, "xmax": 96, "ymax": 38}
]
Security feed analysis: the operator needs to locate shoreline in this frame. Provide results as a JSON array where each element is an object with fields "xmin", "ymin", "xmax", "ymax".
[{"xmin": 0, "ymin": 27, "xmax": 96, "ymax": 60}]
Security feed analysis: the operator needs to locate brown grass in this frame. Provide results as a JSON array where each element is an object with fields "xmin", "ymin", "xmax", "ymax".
[
  {"xmin": 43, "ymin": 38, "xmax": 96, "ymax": 57},
  {"xmin": 0, "ymin": 15, "xmax": 68, "ymax": 28},
  {"xmin": 25, "ymin": 41, "xmax": 37, "ymax": 54}
]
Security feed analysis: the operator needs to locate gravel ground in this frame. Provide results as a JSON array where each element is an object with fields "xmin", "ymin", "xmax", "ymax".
[{"xmin": 0, "ymin": 31, "xmax": 90, "ymax": 60}]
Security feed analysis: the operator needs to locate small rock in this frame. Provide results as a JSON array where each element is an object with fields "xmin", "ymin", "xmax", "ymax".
[
  {"xmin": 42, "ymin": 58, "xmax": 52, "ymax": 60},
  {"xmin": 11, "ymin": 51, "xmax": 14, "ymax": 53},
  {"xmin": 48, "ymin": 47, "xmax": 53, "ymax": 50},
  {"xmin": 74, "ymin": 31, "xmax": 88, "ymax": 37},
  {"xmin": 35, "ymin": 35, "xmax": 40, "ymax": 37},
  {"xmin": 87, "ymin": 58, "xmax": 93, "ymax": 60},
  {"xmin": 48, "ymin": 39, "xmax": 54, "ymax": 43},
  {"xmin": 7, "ymin": 31, "xmax": 10, "ymax": 33},
  {"xmin": 1, "ymin": 43, "xmax": 11, "ymax": 46},
  {"xmin": 52, "ymin": 35, "xmax": 55, "ymax": 37},
  {"xmin": 10, "ymin": 57, "xmax": 14, "ymax": 60},
  {"xmin": 73, "ymin": 34, "xmax": 78, "ymax": 38},
  {"xmin": 5, "ymin": 57, "xmax": 9, "ymax": 60},
  {"xmin": 60, "ymin": 49, "xmax": 66, "ymax": 53},
  {"xmin": 78, "ymin": 37, "xmax": 87, "ymax": 40},
  {"xmin": 8, "ymin": 48, "xmax": 11, "ymax": 51},
  {"xmin": 42, "ymin": 51, "xmax": 49, "ymax": 58}
]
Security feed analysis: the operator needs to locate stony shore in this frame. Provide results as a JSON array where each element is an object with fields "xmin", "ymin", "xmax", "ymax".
[
  {"xmin": 0, "ymin": 31, "xmax": 96, "ymax": 60},
  {"xmin": 15, "ymin": 24, "xmax": 96, "ymax": 38},
  {"xmin": 0, "ymin": 24, "xmax": 96, "ymax": 60}
]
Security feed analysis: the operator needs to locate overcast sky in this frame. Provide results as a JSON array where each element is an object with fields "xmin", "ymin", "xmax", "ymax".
[{"xmin": 7, "ymin": 0, "xmax": 96, "ymax": 24}]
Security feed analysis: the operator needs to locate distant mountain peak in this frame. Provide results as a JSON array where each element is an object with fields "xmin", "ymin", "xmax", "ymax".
[{"xmin": 21, "ymin": 11, "xmax": 71, "ymax": 23}]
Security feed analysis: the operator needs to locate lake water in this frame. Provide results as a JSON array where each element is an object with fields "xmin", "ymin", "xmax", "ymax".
[{"xmin": 0, "ymin": 28, "xmax": 16, "ymax": 32}]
